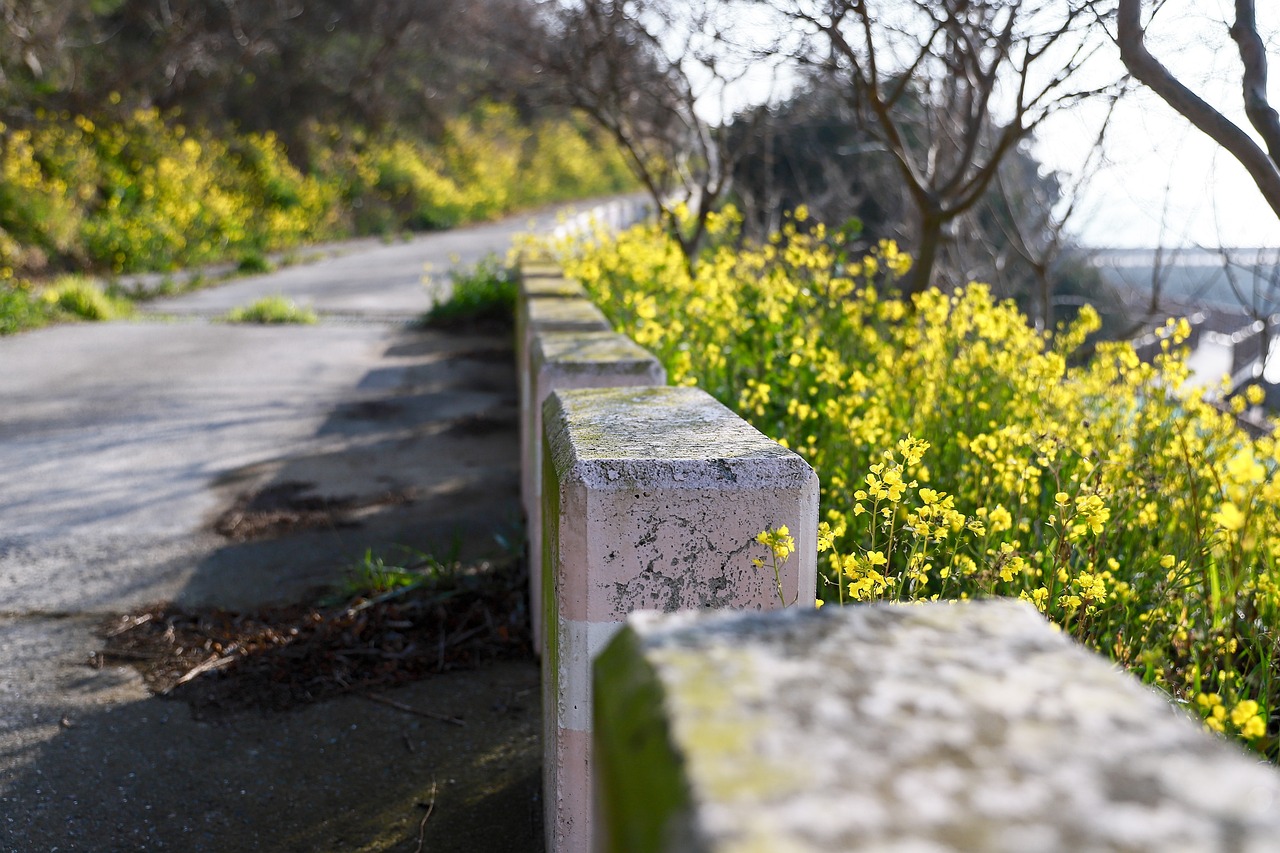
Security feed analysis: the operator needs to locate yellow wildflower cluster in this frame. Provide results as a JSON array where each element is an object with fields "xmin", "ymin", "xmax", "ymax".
[
  {"xmin": 557, "ymin": 207, "xmax": 1280, "ymax": 760},
  {"xmin": 1197, "ymin": 693, "xmax": 1267, "ymax": 739},
  {"xmin": 0, "ymin": 104, "xmax": 634, "ymax": 280}
]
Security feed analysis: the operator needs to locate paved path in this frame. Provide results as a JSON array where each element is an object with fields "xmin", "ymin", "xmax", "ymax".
[{"xmin": 0, "ymin": 197, "xmax": 639, "ymax": 851}]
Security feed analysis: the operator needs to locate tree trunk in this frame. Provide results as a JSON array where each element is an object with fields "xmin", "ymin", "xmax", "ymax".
[
  {"xmin": 1037, "ymin": 264, "xmax": 1054, "ymax": 332},
  {"xmin": 903, "ymin": 213, "xmax": 943, "ymax": 298}
]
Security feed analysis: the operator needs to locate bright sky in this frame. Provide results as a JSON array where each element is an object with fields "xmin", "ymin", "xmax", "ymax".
[
  {"xmin": 1032, "ymin": 3, "xmax": 1280, "ymax": 251},
  {"xmin": 698, "ymin": 0, "xmax": 1280, "ymax": 251}
]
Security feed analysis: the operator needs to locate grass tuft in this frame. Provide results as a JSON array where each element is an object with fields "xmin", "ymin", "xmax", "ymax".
[
  {"xmin": 43, "ymin": 276, "xmax": 133, "ymax": 321},
  {"xmin": 236, "ymin": 251, "xmax": 275, "ymax": 275},
  {"xmin": 222, "ymin": 295, "xmax": 317, "ymax": 325}
]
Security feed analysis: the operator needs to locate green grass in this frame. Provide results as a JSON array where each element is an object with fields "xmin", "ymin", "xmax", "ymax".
[
  {"xmin": 421, "ymin": 254, "xmax": 516, "ymax": 328},
  {"xmin": 327, "ymin": 545, "xmax": 465, "ymax": 606},
  {"xmin": 222, "ymin": 295, "xmax": 317, "ymax": 325},
  {"xmin": 44, "ymin": 276, "xmax": 134, "ymax": 321},
  {"xmin": 236, "ymin": 251, "xmax": 275, "ymax": 275},
  {"xmin": 1, "ymin": 275, "xmax": 136, "ymax": 335}
]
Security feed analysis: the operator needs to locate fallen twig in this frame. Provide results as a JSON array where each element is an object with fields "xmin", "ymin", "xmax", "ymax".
[
  {"xmin": 361, "ymin": 693, "xmax": 465, "ymax": 726},
  {"xmin": 104, "ymin": 613, "xmax": 153, "ymax": 637},
  {"xmin": 171, "ymin": 653, "xmax": 237, "ymax": 688},
  {"xmin": 413, "ymin": 780, "xmax": 438, "ymax": 853}
]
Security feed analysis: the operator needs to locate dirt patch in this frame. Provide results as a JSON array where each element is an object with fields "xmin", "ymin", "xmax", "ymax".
[
  {"xmin": 92, "ymin": 559, "xmax": 530, "ymax": 719},
  {"xmin": 212, "ymin": 480, "xmax": 418, "ymax": 541}
]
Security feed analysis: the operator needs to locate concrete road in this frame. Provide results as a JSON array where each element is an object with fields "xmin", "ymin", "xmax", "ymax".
[
  {"xmin": 1, "ymin": 201, "xmax": 580, "ymax": 614},
  {"xmin": 0, "ymin": 197, "xmax": 640, "ymax": 851}
]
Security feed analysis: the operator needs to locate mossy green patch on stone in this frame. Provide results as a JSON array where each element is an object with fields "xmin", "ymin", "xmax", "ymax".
[
  {"xmin": 538, "ymin": 330, "xmax": 663, "ymax": 368},
  {"xmin": 548, "ymin": 386, "xmax": 805, "ymax": 465},
  {"xmin": 653, "ymin": 646, "xmax": 804, "ymax": 803},
  {"xmin": 528, "ymin": 297, "xmax": 609, "ymax": 326},
  {"xmin": 594, "ymin": 628, "xmax": 696, "ymax": 853}
]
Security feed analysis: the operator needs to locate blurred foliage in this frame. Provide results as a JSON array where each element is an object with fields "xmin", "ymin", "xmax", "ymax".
[
  {"xmin": 221, "ymin": 295, "xmax": 317, "ymax": 325},
  {"xmin": 421, "ymin": 254, "xmax": 517, "ymax": 329},
  {"xmin": 0, "ymin": 0, "xmax": 636, "ymax": 336}
]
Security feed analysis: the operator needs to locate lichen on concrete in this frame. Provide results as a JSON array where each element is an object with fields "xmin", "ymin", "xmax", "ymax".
[
  {"xmin": 527, "ymin": 297, "xmax": 610, "ymax": 327},
  {"xmin": 597, "ymin": 600, "xmax": 1280, "ymax": 852},
  {"xmin": 535, "ymin": 330, "xmax": 664, "ymax": 375},
  {"xmin": 545, "ymin": 387, "xmax": 806, "ymax": 478},
  {"xmin": 521, "ymin": 276, "xmax": 588, "ymax": 300}
]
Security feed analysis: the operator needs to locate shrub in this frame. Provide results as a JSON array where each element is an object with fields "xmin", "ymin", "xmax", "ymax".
[
  {"xmin": 0, "ymin": 106, "xmax": 636, "ymax": 278},
  {"xmin": 0, "ymin": 279, "xmax": 53, "ymax": 335},
  {"xmin": 421, "ymin": 255, "xmax": 517, "ymax": 329}
]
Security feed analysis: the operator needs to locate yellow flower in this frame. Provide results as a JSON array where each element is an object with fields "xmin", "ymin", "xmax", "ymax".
[
  {"xmin": 1212, "ymin": 502, "xmax": 1246, "ymax": 532},
  {"xmin": 1230, "ymin": 700, "xmax": 1260, "ymax": 728}
]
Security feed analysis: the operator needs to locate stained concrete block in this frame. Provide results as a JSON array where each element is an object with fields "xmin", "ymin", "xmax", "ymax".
[
  {"xmin": 525, "ymin": 332, "xmax": 667, "ymax": 651},
  {"xmin": 515, "ymin": 296, "xmax": 611, "ymax": 513},
  {"xmin": 594, "ymin": 599, "xmax": 1280, "ymax": 853},
  {"xmin": 521, "ymin": 273, "xmax": 588, "ymax": 300},
  {"xmin": 542, "ymin": 386, "xmax": 818, "ymax": 853},
  {"xmin": 518, "ymin": 299, "xmax": 613, "ymax": 512},
  {"xmin": 520, "ymin": 261, "xmax": 568, "ymax": 280}
]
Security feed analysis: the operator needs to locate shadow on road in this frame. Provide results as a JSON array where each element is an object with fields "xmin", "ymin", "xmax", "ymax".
[{"xmin": 1, "ymin": 323, "xmax": 544, "ymax": 852}]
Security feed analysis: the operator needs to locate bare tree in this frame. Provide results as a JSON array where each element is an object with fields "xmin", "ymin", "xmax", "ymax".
[
  {"xmin": 1116, "ymin": 0, "xmax": 1280, "ymax": 219},
  {"xmin": 533, "ymin": 0, "xmax": 775, "ymax": 267},
  {"xmin": 977, "ymin": 90, "xmax": 1123, "ymax": 330},
  {"xmin": 775, "ymin": 0, "xmax": 1114, "ymax": 296}
]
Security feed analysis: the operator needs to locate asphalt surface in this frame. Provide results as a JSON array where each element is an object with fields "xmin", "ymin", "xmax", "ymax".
[{"xmin": 0, "ymin": 197, "xmax": 641, "ymax": 851}]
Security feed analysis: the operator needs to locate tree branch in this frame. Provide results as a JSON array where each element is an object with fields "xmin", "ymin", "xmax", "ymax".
[
  {"xmin": 1229, "ymin": 0, "xmax": 1280, "ymax": 168},
  {"xmin": 1117, "ymin": 0, "xmax": 1280, "ymax": 219}
]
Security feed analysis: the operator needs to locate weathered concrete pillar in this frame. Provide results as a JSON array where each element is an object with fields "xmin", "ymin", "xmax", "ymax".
[
  {"xmin": 515, "ymin": 265, "xmax": 590, "ymax": 395},
  {"xmin": 525, "ymin": 331, "xmax": 666, "ymax": 652},
  {"xmin": 516, "ymin": 295, "xmax": 610, "ymax": 519},
  {"xmin": 542, "ymin": 386, "xmax": 819, "ymax": 853},
  {"xmin": 594, "ymin": 599, "xmax": 1280, "ymax": 852}
]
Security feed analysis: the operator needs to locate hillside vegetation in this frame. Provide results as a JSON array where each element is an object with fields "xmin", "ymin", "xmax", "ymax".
[{"xmin": 0, "ymin": 1, "xmax": 634, "ymax": 333}]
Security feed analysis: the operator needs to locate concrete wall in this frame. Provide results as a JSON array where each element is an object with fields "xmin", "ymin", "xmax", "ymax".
[
  {"xmin": 516, "ymin": 253, "xmax": 818, "ymax": 853},
  {"xmin": 595, "ymin": 602, "xmax": 1280, "ymax": 852}
]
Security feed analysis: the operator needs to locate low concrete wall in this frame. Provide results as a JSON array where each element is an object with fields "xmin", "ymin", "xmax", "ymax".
[
  {"xmin": 516, "ymin": 295, "xmax": 610, "ymax": 519},
  {"xmin": 515, "ymin": 251, "xmax": 818, "ymax": 853},
  {"xmin": 595, "ymin": 601, "xmax": 1280, "ymax": 852}
]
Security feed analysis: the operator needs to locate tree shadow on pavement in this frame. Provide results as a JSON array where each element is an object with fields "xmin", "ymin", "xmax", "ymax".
[{"xmin": 0, "ymin": 323, "xmax": 545, "ymax": 852}]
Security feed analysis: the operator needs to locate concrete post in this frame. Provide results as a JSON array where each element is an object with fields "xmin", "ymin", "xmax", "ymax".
[
  {"xmin": 542, "ymin": 386, "xmax": 819, "ymax": 853},
  {"xmin": 516, "ymin": 296, "xmax": 610, "ymax": 519},
  {"xmin": 594, "ymin": 600, "xmax": 1280, "ymax": 852},
  {"xmin": 525, "ymin": 331, "xmax": 667, "ymax": 651}
]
